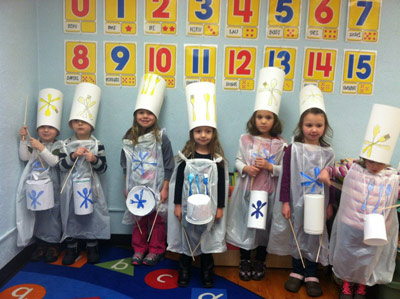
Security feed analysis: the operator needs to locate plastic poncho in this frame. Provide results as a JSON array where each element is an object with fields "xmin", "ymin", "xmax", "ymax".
[
  {"xmin": 167, "ymin": 152, "xmax": 229, "ymax": 256},
  {"xmin": 330, "ymin": 163, "xmax": 399, "ymax": 285},
  {"xmin": 267, "ymin": 142, "xmax": 335, "ymax": 266},
  {"xmin": 60, "ymin": 136, "xmax": 110, "ymax": 241},
  {"xmin": 16, "ymin": 141, "xmax": 63, "ymax": 247},
  {"xmin": 226, "ymin": 134, "xmax": 286, "ymax": 250},
  {"xmin": 122, "ymin": 130, "xmax": 166, "ymax": 224}
]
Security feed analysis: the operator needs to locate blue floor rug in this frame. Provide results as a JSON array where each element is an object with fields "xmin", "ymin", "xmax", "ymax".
[{"xmin": 0, "ymin": 245, "xmax": 263, "ymax": 299}]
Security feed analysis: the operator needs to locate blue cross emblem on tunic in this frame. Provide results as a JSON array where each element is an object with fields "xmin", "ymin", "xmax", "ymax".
[
  {"xmin": 300, "ymin": 167, "xmax": 323, "ymax": 193},
  {"xmin": 132, "ymin": 151, "xmax": 158, "ymax": 176}
]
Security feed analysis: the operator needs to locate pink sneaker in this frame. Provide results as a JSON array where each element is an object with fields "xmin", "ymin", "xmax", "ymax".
[{"xmin": 131, "ymin": 252, "xmax": 144, "ymax": 265}]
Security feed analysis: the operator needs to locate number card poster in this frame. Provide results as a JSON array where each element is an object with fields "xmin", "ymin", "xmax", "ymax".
[
  {"xmin": 264, "ymin": 47, "xmax": 297, "ymax": 91},
  {"xmin": 226, "ymin": 0, "xmax": 260, "ymax": 39},
  {"xmin": 187, "ymin": 0, "xmax": 220, "ymax": 37},
  {"xmin": 144, "ymin": 43, "xmax": 177, "ymax": 88},
  {"xmin": 104, "ymin": 42, "xmax": 136, "ymax": 87},
  {"xmin": 65, "ymin": 41, "xmax": 97, "ymax": 84},
  {"xmin": 104, "ymin": 0, "xmax": 136, "ymax": 35},
  {"xmin": 266, "ymin": 0, "xmax": 301, "ymax": 40},
  {"xmin": 346, "ymin": 0, "xmax": 381, "ymax": 42},
  {"xmin": 184, "ymin": 45, "xmax": 217, "ymax": 86},
  {"xmin": 306, "ymin": 0, "xmax": 341, "ymax": 41},
  {"xmin": 64, "ymin": 0, "xmax": 97, "ymax": 33},
  {"xmin": 342, "ymin": 50, "xmax": 376, "ymax": 95},
  {"xmin": 303, "ymin": 47, "xmax": 337, "ymax": 93},
  {"xmin": 144, "ymin": 0, "xmax": 177, "ymax": 35},
  {"xmin": 223, "ymin": 46, "xmax": 257, "ymax": 91}
]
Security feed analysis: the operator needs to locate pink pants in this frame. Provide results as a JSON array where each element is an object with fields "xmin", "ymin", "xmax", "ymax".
[{"xmin": 131, "ymin": 210, "xmax": 166, "ymax": 254}]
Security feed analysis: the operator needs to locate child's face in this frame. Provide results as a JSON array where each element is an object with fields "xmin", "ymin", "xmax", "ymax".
[
  {"xmin": 365, "ymin": 159, "xmax": 386, "ymax": 174},
  {"xmin": 255, "ymin": 110, "xmax": 274, "ymax": 138},
  {"xmin": 37, "ymin": 126, "xmax": 58, "ymax": 143},
  {"xmin": 136, "ymin": 109, "xmax": 156, "ymax": 129},
  {"xmin": 70, "ymin": 120, "xmax": 92, "ymax": 139},
  {"xmin": 193, "ymin": 126, "xmax": 214, "ymax": 147},
  {"xmin": 302, "ymin": 113, "xmax": 326, "ymax": 145}
]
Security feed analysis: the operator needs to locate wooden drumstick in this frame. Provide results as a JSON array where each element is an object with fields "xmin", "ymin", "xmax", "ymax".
[
  {"xmin": 60, "ymin": 157, "xmax": 79, "ymax": 194},
  {"xmin": 147, "ymin": 202, "xmax": 162, "ymax": 242},
  {"xmin": 288, "ymin": 218, "xmax": 305, "ymax": 269}
]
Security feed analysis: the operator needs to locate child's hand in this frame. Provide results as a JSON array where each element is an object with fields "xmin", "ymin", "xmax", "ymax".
[
  {"xmin": 174, "ymin": 204, "xmax": 182, "ymax": 221},
  {"xmin": 159, "ymin": 183, "xmax": 169, "ymax": 203},
  {"xmin": 85, "ymin": 150, "xmax": 97, "ymax": 163},
  {"xmin": 30, "ymin": 137, "xmax": 45, "ymax": 152},
  {"xmin": 215, "ymin": 208, "xmax": 223, "ymax": 221},
  {"xmin": 318, "ymin": 168, "xmax": 331, "ymax": 186},
  {"xmin": 282, "ymin": 202, "xmax": 291, "ymax": 219},
  {"xmin": 254, "ymin": 157, "xmax": 273, "ymax": 172},
  {"xmin": 326, "ymin": 203, "xmax": 333, "ymax": 220},
  {"xmin": 123, "ymin": 188, "xmax": 127, "ymax": 198},
  {"xmin": 72, "ymin": 147, "xmax": 88, "ymax": 159},
  {"xmin": 19, "ymin": 125, "xmax": 28, "ymax": 140},
  {"xmin": 244, "ymin": 165, "xmax": 260, "ymax": 177}
]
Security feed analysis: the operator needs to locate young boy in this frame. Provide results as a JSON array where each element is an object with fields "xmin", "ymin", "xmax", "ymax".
[{"xmin": 59, "ymin": 82, "xmax": 110, "ymax": 265}]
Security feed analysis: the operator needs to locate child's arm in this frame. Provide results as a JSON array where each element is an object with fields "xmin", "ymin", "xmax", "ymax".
[
  {"xmin": 235, "ymin": 145, "xmax": 260, "ymax": 178},
  {"xmin": 161, "ymin": 133, "xmax": 174, "ymax": 203},
  {"xmin": 215, "ymin": 161, "xmax": 226, "ymax": 221},
  {"xmin": 174, "ymin": 161, "xmax": 186, "ymax": 221},
  {"xmin": 160, "ymin": 180, "xmax": 169, "ymax": 203},
  {"xmin": 87, "ymin": 142, "xmax": 107, "ymax": 174},
  {"xmin": 280, "ymin": 145, "xmax": 291, "ymax": 219},
  {"xmin": 37, "ymin": 145, "xmax": 59, "ymax": 167},
  {"xmin": 59, "ymin": 145, "xmax": 88, "ymax": 171}
]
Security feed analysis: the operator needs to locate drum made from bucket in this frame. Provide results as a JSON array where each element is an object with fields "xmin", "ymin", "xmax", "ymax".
[
  {"xmin": 364, "ymin": 213, "xmax": 388, "ymax": 246},
  {"xmin": 247, "ymin": 190, "xmax": 268, "ymax": 230},
  {"xmin": 73, "ymin": 179, "xmax": 93, "ymax": 215},
  {"xmin": 304, "ymin": 193, "xmax": 324, "ymax": 235},
  {"xmin": 126, "ymin": 186, "xmax": 156, "ymax": 217},
  {"xmin": 26, "ymin": 179, "xmax": 54, "ymax": 211},
  {"xmin": 185, "ymin": 194, "xmax": 213, "ymax": 225}
]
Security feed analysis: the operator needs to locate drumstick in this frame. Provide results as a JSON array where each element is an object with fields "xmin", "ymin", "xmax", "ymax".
[
  {"xmin": 192, "ymin": 233, "xmax": 206, "ymax": 255},
  {"xmin": 330, "ymin": 180, "xmax": 342, "ymax": 191},
  {"xmin": 24, "ymin": 95, "xmax": 28, "ymax": 126},
  {"xmin": 377, "ymin": 203, "xmax": 400, "ymax": 212},
  {"xmin": 288, "ymin": 218, "xmax": 305, "ymax": 269},
  {"xmin": 250, "ymin": 143, "xmax": 262, "ymax": 190},
  {"xmin": 315, "ymin": 230, "xmax": 324, "ymax": 263},
  {"xmin": 182, "ymin": 223, "xmax": 195, "ymax": 261},
  {"xmin": 88, "ymin": 163, "xmax": 99, "ymax": 197},
  {"xmin": 60, "ymin": 157, "xmax": 79, "ymax": 194},
  {"xmin": 147, "ymin": 202, "xmax": 162, "ymax": 242},
  {"xmin": 134, "ymin": 216, "xmax": 143, "ymax": 235}
]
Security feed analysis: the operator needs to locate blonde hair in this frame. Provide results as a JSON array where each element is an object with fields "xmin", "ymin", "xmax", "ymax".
[{"xmin": 123, "ymin": 111, "xmax": 161, "ymax": 145}]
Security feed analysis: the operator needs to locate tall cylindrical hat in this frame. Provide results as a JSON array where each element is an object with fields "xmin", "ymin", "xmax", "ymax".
[
  {"xmin": 185, "ymin": 82, "xmax": 217, "ymax": 130},
  {"xmin": 254, "ymin": 67, "xmax": 285, "ymax": 115},
  {"xmin": 360, "ymin": 104, "xmax": 400, "ymax": 164},
  {"xmin": 135, "ymin": 73, "xmax": 166, "ymax": 118},
  {"xmin": 299, "ymin": 85, "xmax": 325, "ymax": 116},
  {"xmin": 36, "ymin": 88, "xmax": 63, "ymax": 131},
  {"xmin": 69, "ymin": 83, "xmax": 101, "ymax": 129}
]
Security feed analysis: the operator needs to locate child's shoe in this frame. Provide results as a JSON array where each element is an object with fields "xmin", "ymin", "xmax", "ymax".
[
  {"xmin": 45, "ymin": 245, "xmax": 60, "ymax": 263},
  {"xmin": 143, "ymin": 252, "xmax": 164, "ymax": 266},
  {"xmin": 177, "ymin": 255, "xmax": 192, "ymax": 287},
  {"xmin": 62, "ymin": 247, "xmax": 80, "ymax": 265},
  {"xmin": 251, "ymin": 260, "xmax": 266, "ymax": 281},
  {"xmin": 238, "ymin": 259, "xmax": 252, "ymax": 281},
  {"xmin": 131, "ymin": 252, "xmax": 144, "ymax": 265},
  {"xmin": 304, "ymin": 277, "xmax": 323, "ymax": 297},
  {"xmin": 31, "ymin": 244, "xmax": 46, "ymax": 262},
  {"xmin": 284, "ymin": 273, "xmax": 303, "ymax": 292},
  {"xmin": 339, "ymin": 280, "xmax": 353, "ymax": 299},
  {"xmin": 87, "ymin": 245, "xmax": 100, "ymax": 264},
  {"xmin": 353, "ymin": 283, "xmax": 367, "ymax": 299}
]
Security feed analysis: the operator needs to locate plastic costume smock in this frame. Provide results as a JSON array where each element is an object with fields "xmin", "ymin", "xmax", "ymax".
[
  {"xmin": 226, "ymin": 134, "xmax": 286, "ymax": 250},
  {"xmin": 267, "ymin": 142, "xmax": 335, "ymax": 266},
  {"xmin": 167, "ymin": 152, "xmax": 229, "ymax": 256},
  {"xmin": 59, "ymin": 136, "xmax": 110, "ymax": 241},
  {"xmin": 122, "ymin": 130, "xmax": 167, "ymax": 224},
  {"xmin": 329, "ymin": 163, "xmax": 399, "ymax": 285},
  {"xmin": 16, "ymin": 140, "xmax": 63, "ymax": 247}
]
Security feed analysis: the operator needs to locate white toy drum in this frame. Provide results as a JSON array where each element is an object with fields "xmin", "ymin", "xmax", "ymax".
[
  {"xmin": 363, "ymin": 213, "xmax": 388, "ymax": 246},
  {"xmin": 126, "ymin": 186, "xmax": 156, "ymax": 217},
  {"xmin": 26, "ymin": 179, "xmax": 54, "ymax": 211},
  {"xmin": 304, "ymin": 194, "xmax": 324, "ymax": 235},
  {"xmin": 247, "ymin": 191, "xmax": 268, "ymax": 229},
  {"xmin": 186, "ymin": 194, "xmax": 213, "ymax": 225},
  {"xmin": 73, "ymin": 179, "xmax": 93, "ymax": 215}
]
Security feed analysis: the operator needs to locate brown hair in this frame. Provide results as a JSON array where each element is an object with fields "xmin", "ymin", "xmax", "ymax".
[
  {"xmin": 293, "ymin": 108, "xmax": 333, "ymax": 147},
  {"xmin": 246, "ymin": 111, "xmax": 282, "ymax": 137},
  {"xmin": 123, "ymin": 110, "xmax": 161, "ymax": 145}
]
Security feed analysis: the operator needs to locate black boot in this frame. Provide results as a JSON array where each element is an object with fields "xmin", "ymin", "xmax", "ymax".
[
  {"xmin": 178, "ymin": 254, "xmax": 192, "ymax": 287},
  {"xmin": 201, "ymin": 254, "xmax": 215, "ymax": 288}
]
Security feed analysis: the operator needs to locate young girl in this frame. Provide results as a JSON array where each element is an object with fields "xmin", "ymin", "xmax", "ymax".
[
  {"xmin": 226, "ymin": 67, "xmax": 286, "ymax": 281},
  {"xmin": 121, "ymin": 73, "xmax": 174, "ymax": 266},
  {"xmin": 16, "ymin": 88, "xmax": 63, "ymax": 263},
  {"xmin": 268, "ymin": 85, "xmax": 335, "ymax": 297},
  {"xmin": 320, "ymin": 104, "xmax": 400, "ymax": 299},
  {"xmin": 167, "ymin": 82, "xmax": 228, "ymax": 288}
]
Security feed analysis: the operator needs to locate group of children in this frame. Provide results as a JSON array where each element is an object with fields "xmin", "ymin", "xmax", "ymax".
[{"xmin": 16, "ymin": 69, "xmax": 400, "ymax": 299}]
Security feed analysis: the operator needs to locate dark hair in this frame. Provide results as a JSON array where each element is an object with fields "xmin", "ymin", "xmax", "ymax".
[
  {"xmin": 123, "ymin": 110, "xmax": 161, "ymax": 145},
  {"xmin": 246, "ymin": 111, "xmax": 282, "ymax": 137},
  {"xmin": 293, "ymin": 108, "xmax": 333, "ymax": 147}
]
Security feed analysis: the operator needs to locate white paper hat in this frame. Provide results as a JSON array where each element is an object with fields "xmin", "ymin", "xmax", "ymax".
[
  {"xmin": 36, "ymin": 88, "xmax": 63, "ymax": 131},
  {"xmin": 299, "ymin": 85, "xmax": 325, "ymax": 115},
  {"xmin": 360, "ymin": 104, "xmax": 400, "ymax": 164},
  {"xmin": 254, "ymin": 67, "xmax": 285, "ymax": 115},
  {"xmin": 185, "ymin": 82, "xmax": 217, "ymax": 130},
  {"xmin": 135, "ymin": 73, "xmax": 166, "ymax": 118},
  {"xmin": 69, "ymin": 83, "xmax": 101, "ymax": 129}
]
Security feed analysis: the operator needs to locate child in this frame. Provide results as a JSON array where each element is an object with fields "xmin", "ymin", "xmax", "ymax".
[
  {"xmin": 226, "ymin": 67, "xmax": 287, "ymax": 281},
  {"xmin": 16, "ymin": 88, "xmax": 64, "ymax": 262},
  {"xmin": 320, "ymin": 104, "xmax": 400, "ymax": 299},
  {"xmin": 59, "ymin": 83, "xmax": 110, "ymax": 265},
  {"xmin": 167, "ymin": 82, "xmax": 228, "ymax": 288},
  {"xmin": 268, "ymin": 85, "xmax": 335, "ymax": 297},
  {"xmin": 121, "ymin": 73, "xmax": 174, "ymax": 266}
]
